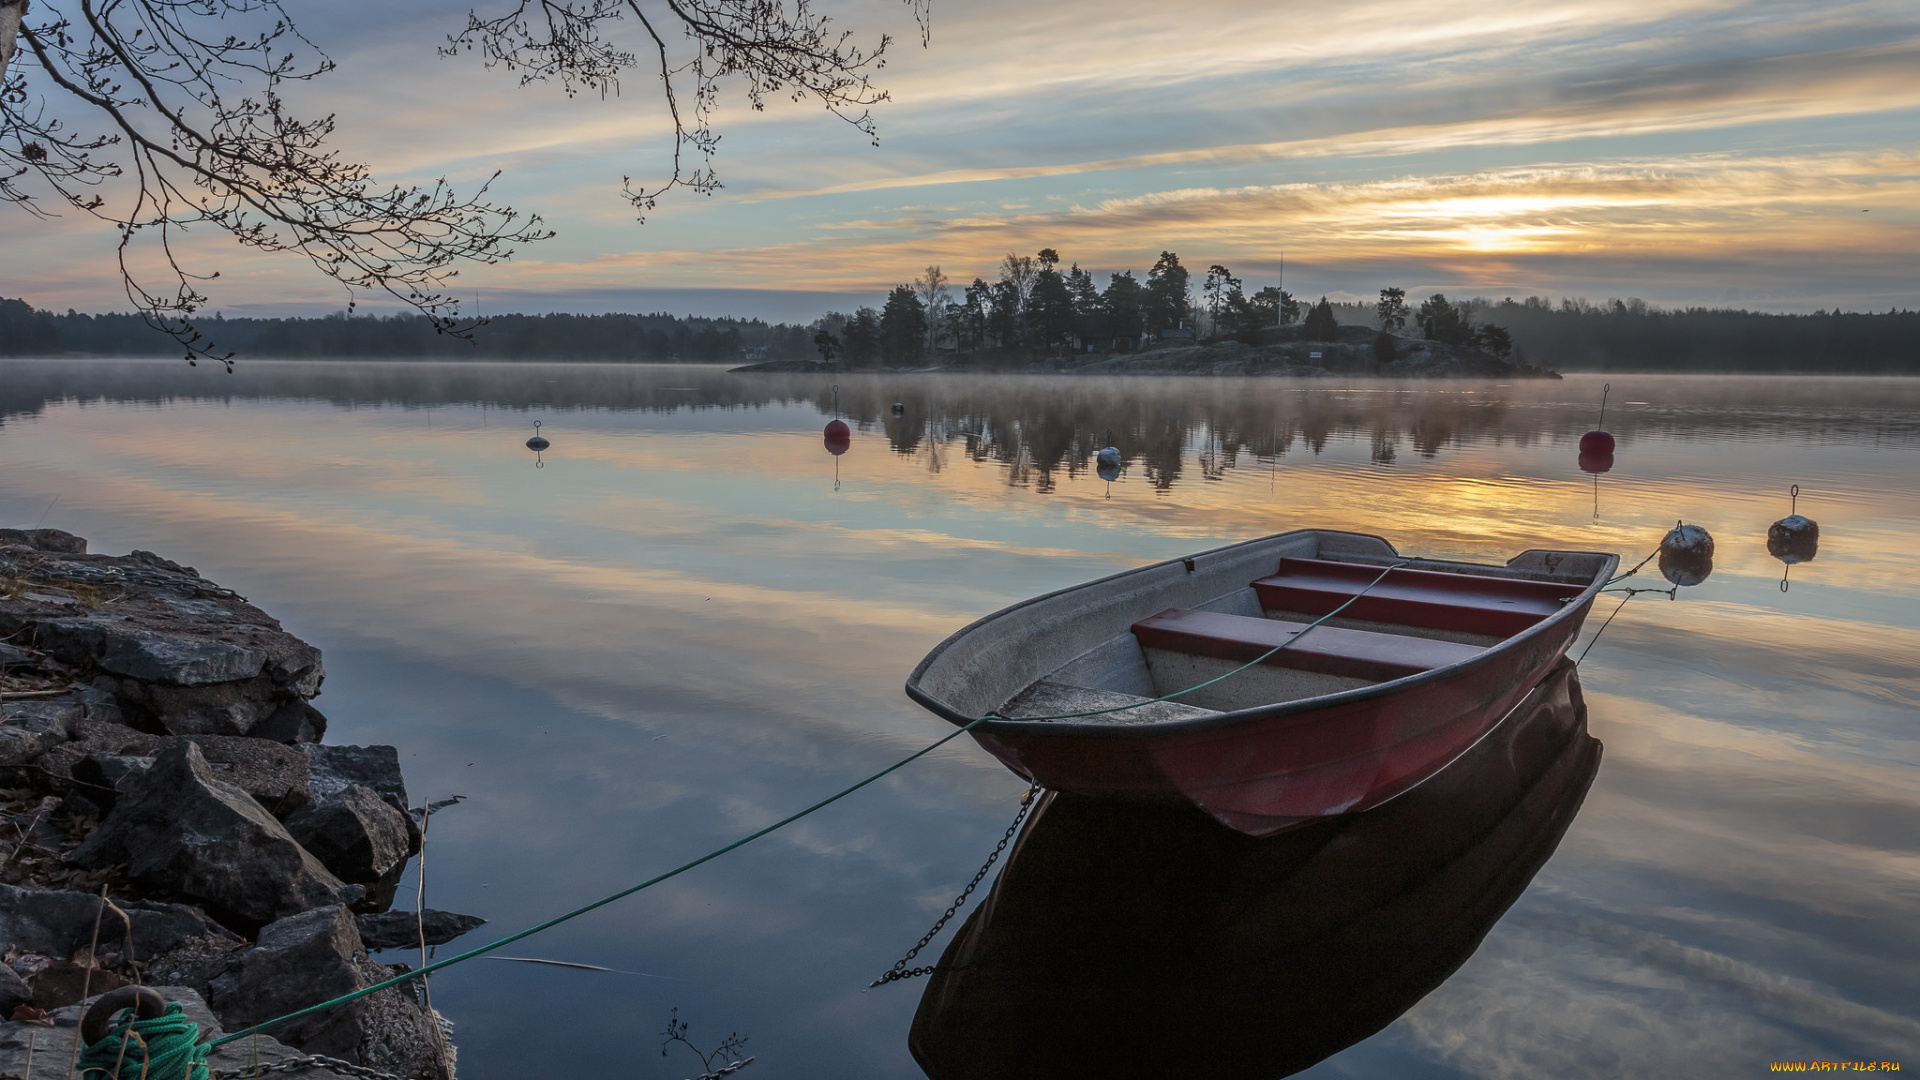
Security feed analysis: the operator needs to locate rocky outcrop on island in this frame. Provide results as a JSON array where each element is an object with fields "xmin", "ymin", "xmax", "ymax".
[{"xmin": 0, "ymin": 529, "xmax": 485, "ymax": 1079}]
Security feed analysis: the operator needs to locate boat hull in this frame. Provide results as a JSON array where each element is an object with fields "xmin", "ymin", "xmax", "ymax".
[{"xmin": 970, "ymin": 607, "xmax": 1585, "ymax": 835}]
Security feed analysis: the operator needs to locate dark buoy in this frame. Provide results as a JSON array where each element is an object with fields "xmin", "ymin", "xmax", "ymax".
[
  {"xmin": 824, "ymin": 418, "xmax": 851, "ymax": 456},
  {"xmin": 1767, "ymin": 485, "xmax": 1818, "ymax": 591},
  {"xmin": 1578, "ymin": 450, "xmax": 1613, "ymax": 474},
  {"xmin": 1097, "ymin": 460, "xmax": 1121, "ymax": 484},
  {"xmin": 1579, "ymin": 382, "xmax": 1615, "ymax": 456},
  {"xmin": 525, "ymin": 419, "xmax": 550, "ymax": 452},
  {"xmin": 892, "ymin": 401, "xmax": 905, "ymax": 416},
  {"xmin": 1097, "ymin": 446, "xmax": 1122, "ymax": 469},
  {"xmin": 1657, "ymin": 522, "xmax": 1714, "ymax": 587}
]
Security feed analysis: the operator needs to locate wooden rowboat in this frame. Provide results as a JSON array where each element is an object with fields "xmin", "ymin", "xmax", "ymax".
[
  {"xmin": 905, "ymin": 529, "xmax": 1616, "ymax": 835},
  {"xmin": 910, "ymin": 659, "xmax": 1601, "ymax": 1078}
]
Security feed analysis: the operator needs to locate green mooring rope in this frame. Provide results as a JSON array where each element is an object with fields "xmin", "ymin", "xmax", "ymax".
[
  {"xmin": 209, "ymin": 558, "xmax": 1410, "ymax": 1046},
  {"xmin": 77, "ymin": 1001, "xmax": 211, "ymax": 1080}
]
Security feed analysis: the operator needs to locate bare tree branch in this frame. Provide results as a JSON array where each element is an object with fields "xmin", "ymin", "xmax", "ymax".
[
  {"xmin": 445, "ymin": 0, "xmax": 929, "ymax": 220},
  {"xmin": 5, "ymin": 0, "xmax": 926, "ymax": 366},
  {"xmin": 4, "ymin": 0, "xmax": 553, "ymax": 367}
]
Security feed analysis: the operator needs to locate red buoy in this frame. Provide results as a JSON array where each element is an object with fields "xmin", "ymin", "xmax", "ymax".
[
  {"xmin": 1578, "ymin": 450, "xmax": 1613, "ymax": 474},
  {"xmin": 824, "ymin": 419, "xmax": 851, "ymax": 456}
]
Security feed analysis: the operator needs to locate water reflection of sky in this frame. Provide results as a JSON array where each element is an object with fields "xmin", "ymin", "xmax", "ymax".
[{"xmin": 1, "ymin": 361, "xmax": 1916, "ymax": 1077}]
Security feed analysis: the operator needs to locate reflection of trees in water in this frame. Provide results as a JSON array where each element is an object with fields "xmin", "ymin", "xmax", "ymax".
[
  {"xmin": 5, "ymin": 364, "xmax": 1919, "ymax": 493},
  {"xmin": 827, "ymin": 380, "xmax": 1521, "ymax": 493}
]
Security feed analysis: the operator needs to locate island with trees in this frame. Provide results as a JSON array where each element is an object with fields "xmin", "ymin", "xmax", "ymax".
[{"xmin": 748, "ymin": 249, "xmax": 1552, "ymax": 378}]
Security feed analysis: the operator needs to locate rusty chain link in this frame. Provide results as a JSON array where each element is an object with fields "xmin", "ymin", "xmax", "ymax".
[{"xmin": 869, "ymin": 783, "xmax": 1041, "ymax": 987}]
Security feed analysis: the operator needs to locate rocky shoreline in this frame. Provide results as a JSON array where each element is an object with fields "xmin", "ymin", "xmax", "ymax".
[{"xmin": 0, "ymin": 529, "xmax": 480, "ymax": 1079}]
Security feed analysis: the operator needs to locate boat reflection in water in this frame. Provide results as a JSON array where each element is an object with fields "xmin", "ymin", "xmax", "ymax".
[{"xmin": 910, "ymin": 658, "xmax": 1601, "ymax": 1079}]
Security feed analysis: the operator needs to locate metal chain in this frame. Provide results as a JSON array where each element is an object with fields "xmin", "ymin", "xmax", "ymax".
[
  {"xmin": 869, "ymin": 783, "xmax": 1041, "ymax": 987},
  {"xmin": 212, "ymin": 1053, "xmax": 411, "ymax": 1079}
]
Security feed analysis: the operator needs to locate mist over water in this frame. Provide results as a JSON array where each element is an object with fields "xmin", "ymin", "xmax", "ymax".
[{"xmin": 2, "ymin": 361, "xmax": 1915, "ymax": 1078}]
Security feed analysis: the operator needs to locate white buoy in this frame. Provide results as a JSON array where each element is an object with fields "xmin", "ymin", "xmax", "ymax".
[
  {"xmin": 1658, "ymin": 522, "xmax": 1715, "ymax": 587},
  {"xmin": 1767, "ymin": 486, "xmax": 1819, "ymax": 564}
]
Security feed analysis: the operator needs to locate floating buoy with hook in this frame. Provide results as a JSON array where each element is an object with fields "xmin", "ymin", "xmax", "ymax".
[
  {"xmin": 1658, "ymin": 521, "xmax": 1715, "ymax": 587},
  {"xmin": 526, "ymin": 420, "xmax": 550, "ymax": 467},
  {"xmin": 892, "ymin": 401, "xmax": 905, "ymax": 416},
  {"xmin": 824, "ymin": 419, "xmax": 851, "ymax": 456},
  {"xmin": 1096, "ymin": 446, "xmax": 1122, "ymax": 469},
  {"xmin": 1579, "ymin": 383, "xmax": 1615, "ymax": 456},
  {"xmin": 1767, "ymin": 485, "xmax": 1819, "ymax": 591}
]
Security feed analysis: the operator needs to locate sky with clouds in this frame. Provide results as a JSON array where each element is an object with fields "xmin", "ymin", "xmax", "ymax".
[{"xmin": 8, "ymin": 0, "xmax": 1920, "ymax": 319}]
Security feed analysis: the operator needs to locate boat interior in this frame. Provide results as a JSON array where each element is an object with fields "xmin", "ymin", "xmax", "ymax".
[{"xmin": 913, "ymin": 531, "xmax": 1613, "ymax": 727}]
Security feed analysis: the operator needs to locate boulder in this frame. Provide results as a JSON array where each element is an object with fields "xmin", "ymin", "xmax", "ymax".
[
  {"xmin": 97, "ymin": 630, "xmax": 268, "ymax": 686},
  {"xmin": 66, "ymin": 742, "xmax": 357, "ymax": 927},
  {"xmin": 208, "ymin": 905, "xmax": 367, "ymax": 1056},
  {"xmin": 355, "ymin": 910, "xmax": 487, "ymax": 952},
  {"xmin": 208, "ymin": 906, "xmax": 451, "ymax": 1077},
  {"xmin": 97, "ymin": 673, "xmax": 293, "ymax": 738},
  {"xmin": 0, "ymin": 529, "xmax": 86, "ymax": 553},
  {"xmin": 3, "ymin": 542, "xmax": 327, "ymax": 740},
  {"xmin": 300, "ymin": 744, "xmax": 408, "ymax": 808},
  {"xmin": 284, "ymin": 785, "xmax": 413, "ymax": 884},
  {"xmin": 0, "ymin": 882, "xmax": 240, "ymax": 959}
]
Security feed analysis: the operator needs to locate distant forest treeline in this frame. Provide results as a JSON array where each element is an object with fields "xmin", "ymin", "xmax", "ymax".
[
  {"xmin": 0, "ymin": 300, "xmax": 817, "ymax": 362},
  {"xmin": 4, "ymin": 292, "xmax": 1918, "ymax": 373}
]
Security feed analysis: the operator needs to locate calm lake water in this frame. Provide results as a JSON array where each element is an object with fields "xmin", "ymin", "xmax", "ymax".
[{"xmin": 1, "ymin": 361, "xmax": 1916, "ymax": 1078}]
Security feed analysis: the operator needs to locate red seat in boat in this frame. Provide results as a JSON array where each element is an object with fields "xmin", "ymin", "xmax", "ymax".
[
  {"xmin": 1251, "ymin": 557, "xmax": 1583, "ymax": 639},
  {"xmin": 1131, "ymin": 608, "xmax": 1486, "ymax": 684}
]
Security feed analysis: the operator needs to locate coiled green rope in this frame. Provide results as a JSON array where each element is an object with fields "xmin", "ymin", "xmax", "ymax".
[{"xmin": 77, "ymin": 1001, "xmax": 211, "ymax": 1080}]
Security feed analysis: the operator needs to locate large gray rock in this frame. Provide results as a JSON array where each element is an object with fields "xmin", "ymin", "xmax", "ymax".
[
  {"xmin": 0, "ymin": 528, "xmax": 86, "ymax": 553},
  {"xmin": 285, "ymin": 784, "xmax": 413, "ymax": 883},
  {"xmin": 300, "ymin": 744, "xmax": 407, "ymax": 808},
  {"xmin": 1, "ymin": 541, "xmax": 327, "ymax": 741},
  {"xmin": 209, "ymin": 905, "xmax": 366, "ymax": 1057},
  {"xmin": 355, "ymin": 910, "xmax": 487, "ymax": 952},
  {"xmin": 209, "ymin": 906, "xmax": 451, "ymax": 1078},
  {"xmin": 0, "ymin": 882, "xmax": 239, "ymax": 959},
  {"xmin": 0, "ymin": 986, "xmax": 366, "ymax": 1079},
  {"xmin": 97, "ymin": 629, "xmax": 268, "ymax": 686},
  {"xmin": 66, "ymin": 742, "xmax": 357, "ymax": 927}
]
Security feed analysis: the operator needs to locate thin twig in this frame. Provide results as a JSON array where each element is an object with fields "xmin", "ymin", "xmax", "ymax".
[
  {"xmin": 416, "ymin": 796, "xmax": 448, "ymax": 1078},
  {"xmin": 66, "ymin": 886, "xmax": 109, "ymax": 1080}
]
